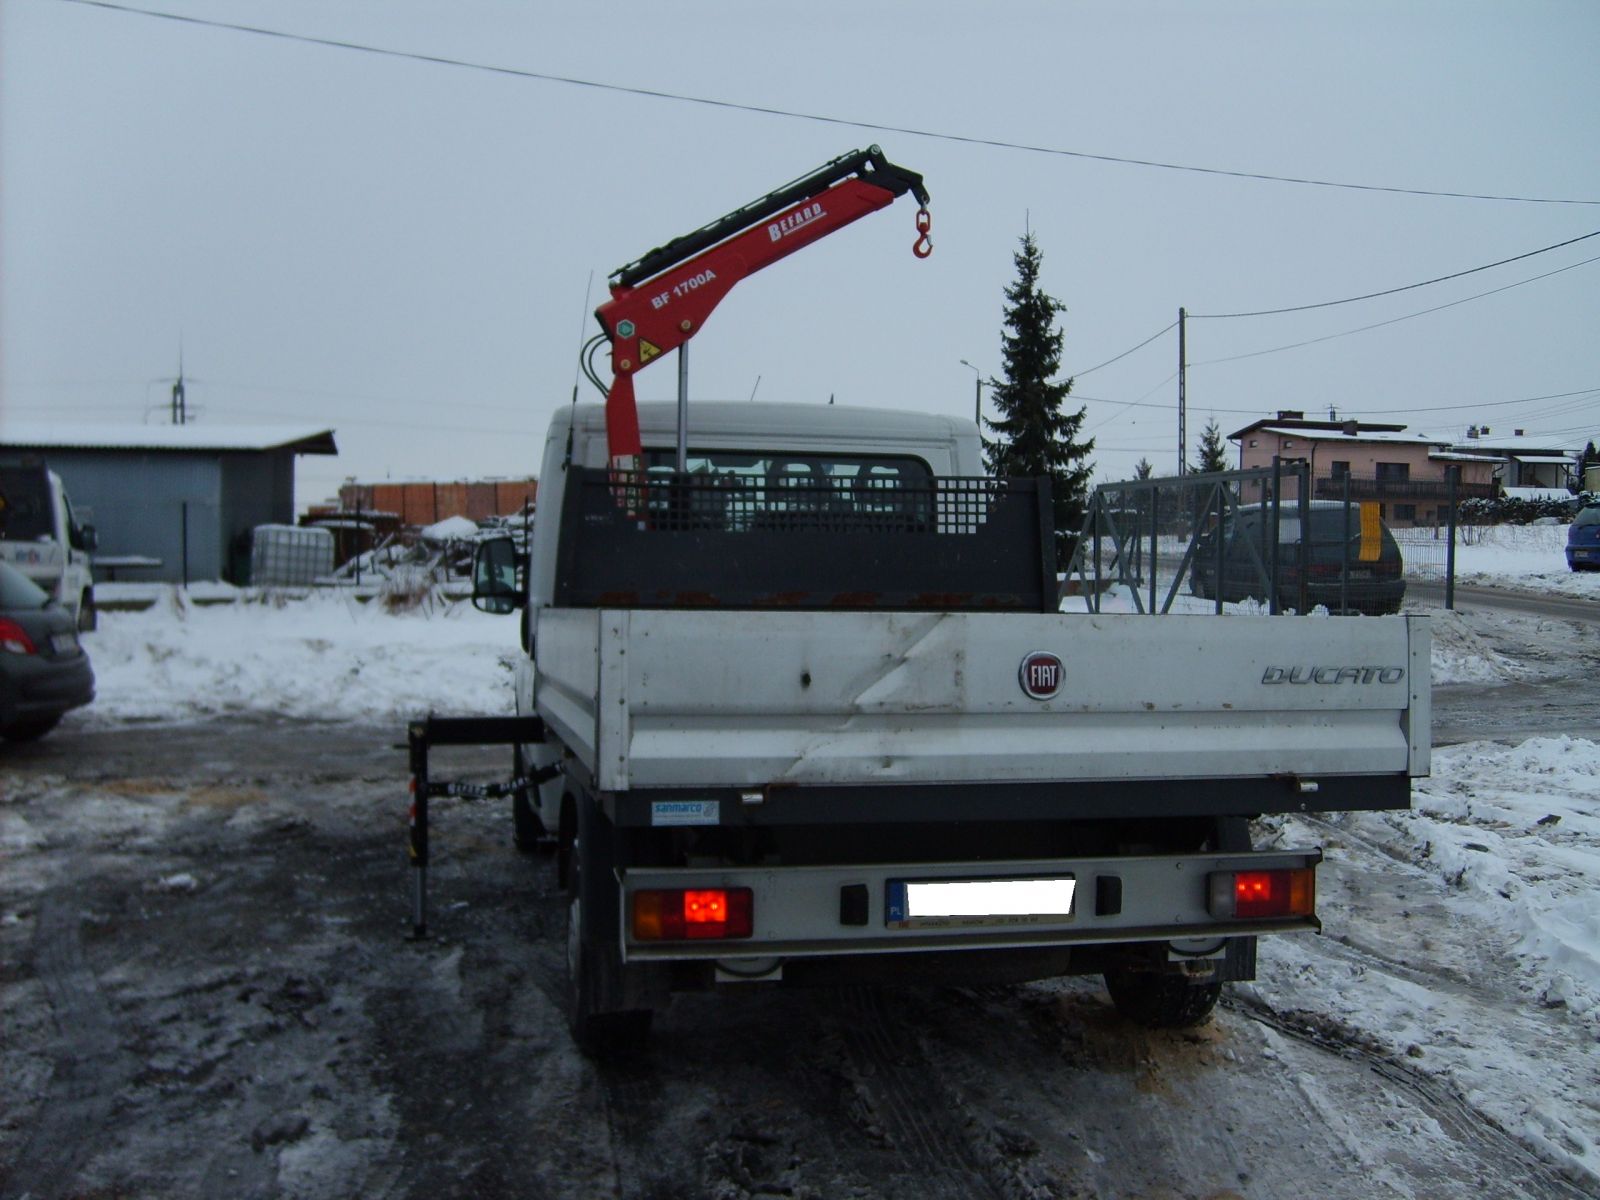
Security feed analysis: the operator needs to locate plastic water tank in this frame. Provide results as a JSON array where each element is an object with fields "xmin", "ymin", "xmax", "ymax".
[{"xmin": 249, "ymin": 524, "xmax": 334, "ymax": 586}]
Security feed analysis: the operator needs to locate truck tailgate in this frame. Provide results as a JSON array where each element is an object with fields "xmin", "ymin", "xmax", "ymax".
[{"xmin": 534, "ymin": 609, "xmax": 1429, "ymax": 792}]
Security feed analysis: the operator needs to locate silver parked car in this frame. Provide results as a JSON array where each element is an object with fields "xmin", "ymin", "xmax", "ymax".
[{"xmin": 0, "ymin": 559, "xmax": 94, "ymax": 741}]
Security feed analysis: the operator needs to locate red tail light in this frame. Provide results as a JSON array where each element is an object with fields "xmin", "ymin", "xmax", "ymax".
[
  {"xmin": 632, "ymin": 888, "xmax": 753, "ymax": 941},
  {"xmin": 0, "ymin": 619, "xmax": 38, "ymax": 655},
  {"xmin": 1209, "ymin": 868, "xmax": 1316, "ymax": 919}
]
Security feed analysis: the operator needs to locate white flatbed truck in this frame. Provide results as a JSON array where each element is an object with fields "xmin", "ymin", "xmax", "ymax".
[{"xmin": 424, "ymin": 400, "xmax": 1429, "ymax": 1055}]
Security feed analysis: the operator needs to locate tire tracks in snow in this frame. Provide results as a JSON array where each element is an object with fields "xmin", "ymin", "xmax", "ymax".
[
  {"xmin": 824, "ymin": 987, "xmax": 1022, "ymax": 1200},
  {"xmin": 6, "ymin": 895, "xmax": 138, "ymax": 1199},
  {"xmin": 1226, "ymin": 995, "xmax": 1593, "ymax": 1200}
]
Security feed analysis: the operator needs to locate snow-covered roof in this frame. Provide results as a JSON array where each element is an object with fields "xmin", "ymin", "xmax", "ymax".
[
  {"xmin": 1454, "ymin": 434, "xmax": 1576, "ymax": 456},
  {"xmin": 1429, "ymin": 451, "xmax": 1503, "ymax": 463},
  {"xmin": 1247, "ymin": 425, "xmax": 1444, "ymax": 447},
  {"xmin": 0, "ymin": 421, "xmax": 337, "ymax": 455},
  {"xmin": 1508, "ymin": 454, "xmax": 1574, "ymax": 465}
]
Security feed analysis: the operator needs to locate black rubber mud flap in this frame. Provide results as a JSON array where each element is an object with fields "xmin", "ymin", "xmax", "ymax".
[{"xmin": 566, "ymin": 796, "xmax": 653, "ymax": 1059}]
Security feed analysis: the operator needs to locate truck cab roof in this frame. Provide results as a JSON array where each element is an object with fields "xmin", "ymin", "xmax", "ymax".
[{"xmin": 554, "ymin": 402, "xmax": 980, "ymax": 477}]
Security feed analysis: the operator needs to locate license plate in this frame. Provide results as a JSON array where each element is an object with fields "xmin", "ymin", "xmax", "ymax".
[
  {"xmin": 886, "ymin": 876, "xmax": 1077, "ymax": 929},
  {"xmin": 50, "ymin": 632, "xmax": 78, "ymax": 654},
  {"xmin": 1577, "ymin": 549, "xmax": 1596, "ymax": 559}
]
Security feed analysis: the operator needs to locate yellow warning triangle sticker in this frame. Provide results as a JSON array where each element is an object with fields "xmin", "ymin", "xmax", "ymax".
[{"xmin": 639, "ymin": 340, "xmax": 662, "ymax": 364}]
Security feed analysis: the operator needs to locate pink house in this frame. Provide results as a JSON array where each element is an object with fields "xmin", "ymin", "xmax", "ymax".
[{"xmin": 1229, "ymin": 412, "xmax": 1498, "ymax": 527}]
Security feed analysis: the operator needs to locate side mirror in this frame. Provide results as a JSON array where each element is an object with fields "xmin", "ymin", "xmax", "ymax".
[
  {"xmin": 76, "ymin": 524, "xmax": 99, "ymax": 552},
  {"xmin": 472, "ymin": 536, "xmax": 524, "ymax": 614}
]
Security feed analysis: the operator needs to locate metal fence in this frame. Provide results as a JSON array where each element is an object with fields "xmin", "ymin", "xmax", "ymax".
[{"xmin": 1066, "ymin": 463, "xmax": 1471, "ymax": 614}]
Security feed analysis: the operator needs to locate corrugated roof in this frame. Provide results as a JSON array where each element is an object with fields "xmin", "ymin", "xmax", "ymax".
[{"xmin": 0, "ymin": 422, "xmax": 337, "ymax": 455}]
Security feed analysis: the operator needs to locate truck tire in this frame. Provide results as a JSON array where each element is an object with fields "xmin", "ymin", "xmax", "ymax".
[
  {"xmin": 1104, "ymin": 969, "xmax": 1222, "ymax": 1030},
  {"xmin": 566, "ymin": 800, "xmax": 652, "ymax": 1058},
  {"xmin": 78, "ymin": 591, "xmax": 96, "ymax": 633},
  {"xmin": 511, "ymin": 744, "xmax": 547, "ymax": 855}
]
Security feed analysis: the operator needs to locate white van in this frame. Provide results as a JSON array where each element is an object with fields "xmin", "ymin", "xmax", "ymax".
[{"xmin": 0, "ymin": 464, "xmax": 97, "ymax": 630}]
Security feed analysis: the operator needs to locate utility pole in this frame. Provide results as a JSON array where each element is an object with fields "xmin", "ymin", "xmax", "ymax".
[
  {"xmin": 960, "ymin": 359, "xmax": 984, "ymax": 426},
  {"xmin": 170, "ymin": 343, "xmax": 188, "ymax": 425},
  {"xmin": 1177, "ymin": 307, "xmax": 1187, "ymax": 475}
]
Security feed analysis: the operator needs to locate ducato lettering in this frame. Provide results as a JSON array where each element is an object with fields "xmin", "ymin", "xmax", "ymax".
[{"xmin": 1262, "ymin": 666, "xmax": 1406, "ymax": 685}]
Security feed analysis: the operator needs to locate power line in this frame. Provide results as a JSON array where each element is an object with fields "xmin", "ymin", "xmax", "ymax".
[
  {"xmin": 1069, "ymin": 321, "xmax": 1177, "ymax": 378},
  {"xmin": 54, "ymin": 0, "xmax": 1600, "ymax": 208},
  {"xmin": 1341, "ymin": 386, "xmax": 1600, "ymax": 417},
  {"xmin": 1189, "ymin": 229, "xmax": 1600, "ymax": 319},
  {"xmin": 1083, "ymin": 383, "xmax": 1598, "ymax": 429},
  {"xmin": 1191, "ymin": 253, "xmax": 1600, "ymax": 367}
]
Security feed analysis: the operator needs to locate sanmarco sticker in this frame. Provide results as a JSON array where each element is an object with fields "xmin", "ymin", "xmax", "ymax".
[{"xmin": 650, "ymin": 800, "xmax": 720, "ymax": 827}]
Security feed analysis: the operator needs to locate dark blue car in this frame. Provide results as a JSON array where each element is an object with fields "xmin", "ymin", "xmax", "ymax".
[{"xmin": 1568, "ymin": 503, "xmax": 1600, "ymax": 571}]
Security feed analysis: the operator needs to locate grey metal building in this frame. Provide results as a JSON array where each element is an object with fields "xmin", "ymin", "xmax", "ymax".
[{"xmin": 0, "ymin": 424, "xmax": 337, "ymax": 584}]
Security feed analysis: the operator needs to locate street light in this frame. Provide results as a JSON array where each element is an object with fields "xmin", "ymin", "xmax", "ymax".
[{"xmin": 959, "ymin": 359, "xmax": 984, "ymax": 426}]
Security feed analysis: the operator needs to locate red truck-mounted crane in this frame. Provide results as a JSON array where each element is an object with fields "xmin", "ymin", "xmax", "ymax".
[{"xmin": 591, "ymin": 145, "xmax": 931, "ymax": 471}]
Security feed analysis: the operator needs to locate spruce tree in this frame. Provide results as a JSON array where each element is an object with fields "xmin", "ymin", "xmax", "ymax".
[
  {"xmin": 1192, "ymin": 418, "xmax": 1229, "ymax": 474},
  {"xmin": 1578, "ymin": 440, "xmax": 1599, "ymax": 493},
  {"xmin": 1133, "ymin": 457, "xmax": 1154, "ymax": 480},
  {"xmin": 983, "ymin": 232, "xmax": 1095, "ymax": 566}
]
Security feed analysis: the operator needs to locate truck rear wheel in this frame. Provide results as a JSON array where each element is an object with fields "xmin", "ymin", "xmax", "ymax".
[
  {"xmin": 566, "ymin": 803, "xmax": 652, "ymax": 1058},
  {"xmin": 78, "ymin": 591, "xmax": 96, "ymax": 633},
  {"xmin": 1104, "ymin": 969, "xmax": 1223, "ymax": 1030}
]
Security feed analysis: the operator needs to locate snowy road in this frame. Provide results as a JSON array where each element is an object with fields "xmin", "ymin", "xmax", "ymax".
[
  {"xmin": 1, "ymin": 720, "xmax": 1593, "ymax": 1200},
  {"xmin": 1410, "ymin": 580, "xmax": 1600, "ymax": 626}
]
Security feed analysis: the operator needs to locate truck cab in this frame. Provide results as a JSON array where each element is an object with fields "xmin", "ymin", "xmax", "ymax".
[{"xmin": 0, "ymin": 464, "xmax": 98, "ymax": 631}]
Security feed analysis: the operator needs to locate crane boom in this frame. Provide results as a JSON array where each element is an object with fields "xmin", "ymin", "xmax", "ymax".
[{"xmin": 592, "ymin": 146, "xmax": 930, "ymax": 470}]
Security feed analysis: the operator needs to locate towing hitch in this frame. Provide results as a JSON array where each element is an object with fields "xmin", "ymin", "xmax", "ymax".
[{"xmin": 406, "ymin": 714, "xmax": 555, "ymax": 940}]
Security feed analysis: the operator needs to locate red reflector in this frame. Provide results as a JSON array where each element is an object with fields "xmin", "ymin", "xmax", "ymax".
[
  {"xmin": 0, "ymin": 618, "xmax": 38, "ymax": 655},
  {"xmin": 1228, "ymin": 869, "xmax": 1315, "ymax": 919},
  {"xmin": 632, "ymin": 888, "xmax": 753, "ymax": 941}
]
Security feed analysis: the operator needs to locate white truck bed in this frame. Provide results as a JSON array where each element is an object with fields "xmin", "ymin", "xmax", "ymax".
[{"xmin": 534, "ymin": 609, "xmax": 1429, "ymax": 793}]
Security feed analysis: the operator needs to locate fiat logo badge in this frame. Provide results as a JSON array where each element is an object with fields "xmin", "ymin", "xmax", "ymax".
[{"xmin": 1019, "ymin": 651, "xmax": 1064, "ymax": 700}]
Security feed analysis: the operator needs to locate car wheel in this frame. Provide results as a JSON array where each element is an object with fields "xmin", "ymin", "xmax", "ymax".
[
  {"xmin": 1103, "ymin": 968, "xmax": 1222, "ymax": 1029},
  {"xmin": 78, "ymin": 591, "xmax": 97, "ymax": 633},
  {"xmin": 1, "ymin": 716, "xmax": 62, "ymax": 742}
]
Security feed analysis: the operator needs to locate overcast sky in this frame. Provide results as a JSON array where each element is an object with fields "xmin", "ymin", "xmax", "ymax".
[{"xmin": 2, "ymin": 0, "xmax": 1596, "ymax": 508}]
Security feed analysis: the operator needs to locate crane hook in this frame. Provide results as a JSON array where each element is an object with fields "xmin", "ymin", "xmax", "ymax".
[{"xmin": 912, "ymin": 207, "xmax": 932, "ymax": 258}]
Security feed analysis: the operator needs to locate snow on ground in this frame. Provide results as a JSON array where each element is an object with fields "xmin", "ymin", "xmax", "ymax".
[
  {"xmin": 1250, "ymin": 736, "xmax": 1600, "ymax": 1185},
  {"xmin": 1444, "ymin": 521, "xmax": 1600, "ymax": 601},
  {"xmin": 81, "ymin": 589, "xmax": 517, "ymax": 726}
]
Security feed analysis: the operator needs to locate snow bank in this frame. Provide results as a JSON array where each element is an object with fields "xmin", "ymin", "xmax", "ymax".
[
  {"xmin": 81, "ymin": 590, "xmax": 517, "ymax": 725},
  {"xmin": 1449, "ymin": 523, "xmax": 1600, "ymax": 600},
  {"xmin": 1249, "ymin": 735, "xmax": 1600, "ymax": 1187},
  {"xmin": 1411, "ymin": 737, "xmax": 1600, "ymax": 1015}
]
